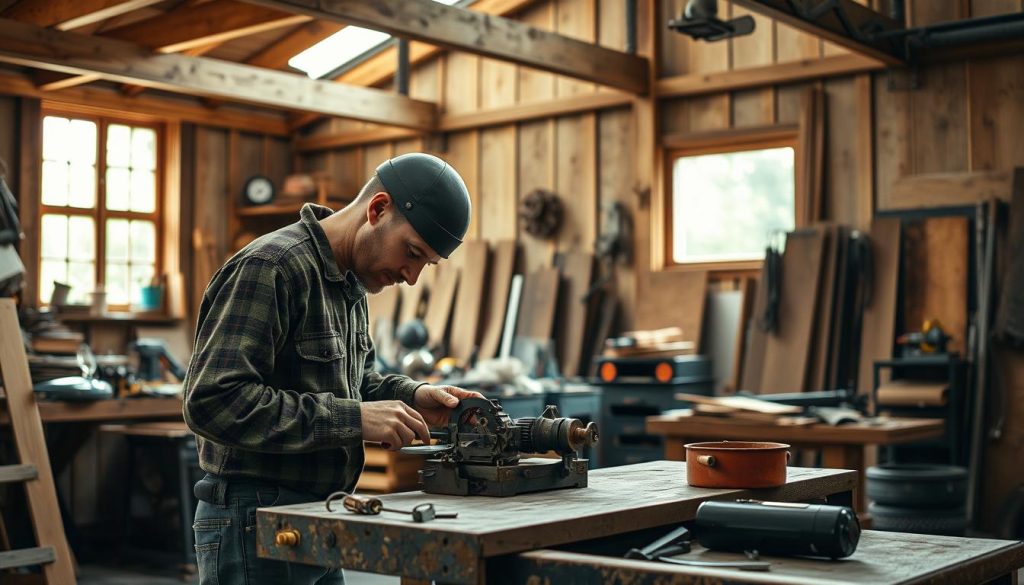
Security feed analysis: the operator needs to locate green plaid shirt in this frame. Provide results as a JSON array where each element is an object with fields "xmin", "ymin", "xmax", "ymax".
[{"xmin": 183, "ymin": 204, "xmax": 423, "ymax": 497}]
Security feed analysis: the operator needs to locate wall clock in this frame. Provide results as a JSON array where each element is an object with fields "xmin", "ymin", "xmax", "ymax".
[{"xmin": 244, "ymin": 175, "xmax": 275, "ymax": 205}]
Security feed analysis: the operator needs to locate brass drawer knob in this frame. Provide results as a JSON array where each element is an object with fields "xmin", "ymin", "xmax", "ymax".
[{"xmin": 275, "ymin": 529, "xmax": 301, "ymax": 547}]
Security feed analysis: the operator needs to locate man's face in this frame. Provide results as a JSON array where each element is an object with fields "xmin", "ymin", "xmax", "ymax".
[{"xmin": 353, "ymin": 193, "xmax": 441, "ymax": 294}]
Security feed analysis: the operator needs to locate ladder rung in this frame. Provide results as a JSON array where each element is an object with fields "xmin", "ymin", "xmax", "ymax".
[
  {"xmin": 0, "ymin": 546, "xmax": 56, "ymax": 570},
  {"xmin": 0, "ymin": 464, "xmax": 37, "ymax": 483}
]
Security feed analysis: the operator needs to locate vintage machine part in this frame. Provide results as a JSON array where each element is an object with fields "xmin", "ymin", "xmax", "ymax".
[
  {"xmin": 323, "ymin": 491, "xmax": 457, "ymax": 523},
  {"xmin": 401, "ymin": 398, "xmax": 599, "ymax": 496},
  {"xmin": 694, "ymin": 500, "xmax": 861, "ymax": 559}
]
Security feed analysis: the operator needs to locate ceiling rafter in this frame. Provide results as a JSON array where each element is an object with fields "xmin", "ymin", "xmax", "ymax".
[
  {"xmin": 0, "ymin": 17, "xmax": 439, "ymax": 129},
  {"xmin": 0, "ymin": 0, "xmax": 163, "ymax": 31}
]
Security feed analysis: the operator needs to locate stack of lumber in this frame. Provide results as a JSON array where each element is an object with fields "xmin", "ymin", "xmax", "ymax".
[
  {"xmin": 673, "ymin": 393, "xmax": 816, "ymax": 427},
  {"xmin": 604, "ymin": 327, "xmax": 695, "ymax": 359},
  {"xmin": 357, "ymin": 443, "xmax": 423, "ymax": 493}
]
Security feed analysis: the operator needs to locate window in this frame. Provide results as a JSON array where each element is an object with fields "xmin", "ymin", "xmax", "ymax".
[
  {"xmin": 664, "ymin": 131, "xmax": 797, "ymax": 270},
  {"xmin": 39, "ymin": 112, "xmax": 161, "ymax": 309},
  {"xmin": 288, "ymin": 0, "xmax": 467, "ymax": 79}
]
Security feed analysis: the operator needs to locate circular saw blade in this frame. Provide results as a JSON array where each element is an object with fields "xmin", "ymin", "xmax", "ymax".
[{"xmin": 399, "ymin": 444, "xmax": 453, "ymax": 456}]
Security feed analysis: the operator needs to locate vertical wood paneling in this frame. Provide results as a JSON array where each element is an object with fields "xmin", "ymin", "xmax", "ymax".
[
  {"xmin": 908, "ymin": 0, "xmax": 965, "ymax": 25},
  {"xmin": 445, "ymin": 131, "xmax": 480, "ymax": 240},
  {"xmin": 17, "ymin": 98, "xmax": 40, "ymax": 306},
  {"xmin": 193, "ymin": 127, "xmax": 228, "ymax": 312},
  {"xmin": 686, "ymin": 95, "xmax": 733, "ymax": 133},
  {"xmin": 556, "ymin": 0, "xmax": 597, "ymax": 97},
  {"xmin": 911, "ymin": 62, "xmax": 968, "ymax": 174},
  {"xmin": 410, "ymin": 56, "xmax": 441, "ymax": 103},
  {"xmin": 0, "ymin": 96, "xmax": 16, "ymax": 181},
  {"xmin": 659, "ymin": 0, "xmax": 690, "ymax": 77},
  {"xmin": 823, "ymin": 77, "xmax": 859, "ymax": 226},
  {"xmin": 732, "ymin": 88, "xmax": 776, "ymax": 127},
  {"xmin": 968, "ymin": 55, "xmax": 1024, "ymax": 171},
  {"xmin": 597, "ymin": 0, "xmax": 626, "ymax": 50},
  {"xmin": 518, "ymin": 120, "xmax": 556, "ymax": 272},
  {"xmin": 362, "ymin": 143, "xmax": 393, "ymax": 183},
  {"xmin": 873, "ymin": 72, "xmax": 911, "ymax": 208},
  {"xmin": 266, "ymin": 137, "xmax": 290, "ymax": 194},
  {"xmin": 556, "ymin": 113, "xmax": 598, "ymax": 251},
  {"xmin": 392, "ymin": 138, "xmax": 425, "ymax": 157},
  {"xmin": 776, "ymin": 82, "xmax": 813, "ymax": 124},
  {"xmin": 731, "ymin": 5, "xmax": 773, "ymax": 69},
  {"xmin": 598, "ymin": 107, "xmax": 636, "ymax": 329},
  {"xmin": 518, "ymin": 3, "xmax": 556, "ymax": 103},
  {"xmin": 480, "ymin": 56, "xmax": 518, "ymax": 109},
  {"xmin": 326, "ymin": 149, "xmax": 361, "ymax": 201},
  {"xmin": 775, "ymin": 22, "xmax": 821, "ymax": 63},
  {"xmin": 479, "ymin": 125, "xmax": 518, "ymax": 241},
  {"xmin": 444, "ymin": 52, "xmax": 480, "ymax": 114}
]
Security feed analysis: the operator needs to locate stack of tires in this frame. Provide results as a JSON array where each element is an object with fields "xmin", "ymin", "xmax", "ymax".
[{"xmin": 866, "ymin": 464, "xmax": 968, "ymax": 536}]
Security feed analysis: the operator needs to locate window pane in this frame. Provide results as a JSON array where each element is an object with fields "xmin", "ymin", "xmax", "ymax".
[
  {"xmin": 671, "ymin": 147, "xmax": 795, "ymax": 264},
  {"xmin": 43, "ymin": 116, "xmax": 70, "ymax": 162},
  {"xmin": 129, "ymin": 220, "xmax": 156, "ymax": 263},
  {"xmin": 68, "ymin": 163, "xmax": 96, "ymax": 208},
  {"xmin": 41, "ymin": 160, "xmax": 69, "ymax": 206},
  {"xmin": 130, "ymin": 169, "xmax": 156, "ymax": 212},
  {"xmin": 130, "ymin": 264, "xmax": 155, "ymax": 305},
  {"xmin": 107, "ymin": 124, "xmax": 131, "ymax": 167},
  {"xmin": 106, "ymin": 219, "xmax": 129, "ymax": 262},
  {"xmin": 106, "ymin": 167, "xmax": 130, "ymax": 211},
  {"xmin": 69, "ymin": 119, "xmax": 97, "ymax": 165},
  {"xmin": 67, "ymin": 216, "xmax": 95, "ymax": 261},
  {"xmin": 106, "ymin": 262, "xmax": 129, "ymax": 305},
  {"xmin": 41, "ymin": 214, "xmax": 68, "ymax": 259},
  {"xmin": 39, "ymin": 259, "xmax": 67, "ymax": 305},
  {"xmin": 131, "ymin": 127, "xmax": 156, "ymax": 170},
  {"xmin": 67, "ymin": 261, "xmax": 94, "ymax": 305}
]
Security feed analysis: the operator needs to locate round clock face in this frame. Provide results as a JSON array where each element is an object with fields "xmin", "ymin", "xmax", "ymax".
[{"xmin": 245, "ymin": 176, "xmax": 274, "ymax": 205}]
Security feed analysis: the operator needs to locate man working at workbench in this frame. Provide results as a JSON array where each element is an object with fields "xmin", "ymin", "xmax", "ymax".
[{"xmin": 183, "ymin": 153, "xmax": 480, "ymax": 585}]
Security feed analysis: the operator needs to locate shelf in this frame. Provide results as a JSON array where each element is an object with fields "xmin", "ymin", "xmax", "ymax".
[
  {"xmin": 57, "ymin": 312, "xmax": 180, "ymax": 326},
  {"xmin": 236, "ymin": 201, "xmax": 307, "ymax": 217}
]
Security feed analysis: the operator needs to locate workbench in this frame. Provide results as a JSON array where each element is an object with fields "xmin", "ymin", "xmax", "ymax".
[
  {"xmin": 257, "ymin": 461, "xmax": 857, "ymax": 584},
  {"xmin": 646, "ymin": 414, "xmax": 945, "ymax": 512}
]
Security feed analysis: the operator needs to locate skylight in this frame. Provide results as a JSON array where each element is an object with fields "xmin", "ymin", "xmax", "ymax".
[{"xmin": 289, "ymin": 0, "xmax": 466, "ymax": 80}]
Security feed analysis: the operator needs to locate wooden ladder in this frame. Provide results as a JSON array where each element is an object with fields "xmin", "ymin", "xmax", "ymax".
[{"xmin": 0, "ymin": 298, "xmax": 76, "ymax": 583}]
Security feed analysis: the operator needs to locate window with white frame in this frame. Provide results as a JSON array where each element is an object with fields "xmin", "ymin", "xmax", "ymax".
[{"xmin": 38, "ymin": 112, "xmax": 161, "ymax": 308}]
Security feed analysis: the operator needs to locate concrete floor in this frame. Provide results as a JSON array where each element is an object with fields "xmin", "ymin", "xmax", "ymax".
[{"xmin": 78, "ymin": 563, "xmax": 399, "ymax": 585}]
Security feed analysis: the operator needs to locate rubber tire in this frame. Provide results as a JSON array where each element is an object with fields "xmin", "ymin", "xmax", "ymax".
[
  {"xmin": 866, "ymin": 464, "xmax": 967, "ymax": 509},
  {"xmin": 869, "ymin": 502, "xmax": 967, "ymax": 536}
]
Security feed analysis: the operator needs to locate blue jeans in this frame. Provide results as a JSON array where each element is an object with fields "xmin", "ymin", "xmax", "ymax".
[{"xmin": 193, "ymin": 474, "xmax": 344, "ymax": 585}]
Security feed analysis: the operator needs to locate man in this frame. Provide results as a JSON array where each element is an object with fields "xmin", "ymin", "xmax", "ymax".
[{"xmin": 183, "ymin": 153, "xmax": 479, "ymax": 585}]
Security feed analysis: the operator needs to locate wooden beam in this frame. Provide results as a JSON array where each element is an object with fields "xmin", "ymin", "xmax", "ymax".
[
  {"xmin": 657, "ymin": 53, "xmax": 884, "ymax": 98},
  {"xmin": 0, "ymin": 70, "xmax": 290, "ymax": 134},
  {"xmin": 40, "ymin": 0, "xmax": 312, "ymax": 91},
  {"xmin": 885, "ymin": 171, "xmax": 1014, "ymax": 210},
  {"xmin": 295, "ymin": 126, "xmax": 423, "ymax": 152},
  {"xmin": 732, "ymin": 0, "xmax": 906, "ymax": 66},
  {"xmin": 0, "ymin": 18, "xmax": 438, "ymax": 129},
  {"xmin": 121, "ymin": 43, "xmax": 221, "ymax": 97},
  {"xmin": 246, "ymin": 19, "xmax": 345, "ymax": 70},
  {"xmin": 242, "ymin": 0, "xmax": 649, "ymax": 94},
  {"xmin": 104, "ymin": 0, "xmax": 310, "ymax": 53},
  {"xmin": 440, "ymin": 91, "xmax": 632, "ymax": 132},
  {"xmin": 1, "ymin": 0, "xmax": 162, "ymax": 31}
]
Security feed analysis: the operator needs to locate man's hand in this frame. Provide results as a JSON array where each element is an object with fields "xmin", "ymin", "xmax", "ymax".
[
  {"xmin": 360, "ymin": 400, "xmax": 430, "ymax": 450},
  {"xmin": 413, "ymin": 385, "xmax": 485, "ymax": 427}
]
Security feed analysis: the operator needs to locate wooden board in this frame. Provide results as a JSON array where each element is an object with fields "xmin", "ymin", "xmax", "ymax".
[
  {"xmin": 517, "ymin": 119, "xmax": 555, "ymax": 275},
  {"xmin": 759, "ymin": 228, "xmax": 827, "ymax": 394},
  {"xmin": 448, "ymin": 240, "xmax": 489, "ymax": 364},
  {"xmin": 479, "ymin": 126, "xmax": 518, "ymax": 242},
  {"xmin": 554, "ymin": 251, "xmax": 594, "ymax": 378},
  {"xmin": 902, "ymin": 216, "xmax": 969, "ymax": 354},
  {"xmin": 740, "ymin": 269, "xmax": 769, "ymax": 393},
  {"xmin": 808, "ymin": 224, "xmax": 839, "ymax": 392},
  {"xmin": 981, "ymin": 345, "xmax": 1024, "ymax": 533},
  {"xmin": 423, "ymin": 264, "xmax": 460, "ymax": 348},
  {"xmin": 827, "ymin": 227, "xmax": 851, "ymax": 390},
  {"xmin": 857, "ymin": 218, "xmax": 902, "ymax": 397},
  {"xmin": 647, "ymin": 414, "xmax": 945, "ymax": 446},
  {"xmin": 637, "ymin": 271, "xmax": 708, "ymax": 348},
  {"xmin": 968, "ymin": 55, "xmax": 1024, "ymax": 172},
  {"xmin": 477, "ymin": 240, "xmax": 518, "ymax": 360},
  {"xmin": 701, "ymin": 289, "xmax": 744, "ymax": 394},
  {"xmin": 515, "ymin": 267, "xmax": 560, "ymax": 341}
]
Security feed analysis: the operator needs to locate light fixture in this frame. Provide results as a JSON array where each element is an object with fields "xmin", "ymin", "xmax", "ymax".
[{"xmin": 668, "ymin": 0, "xmax": 755, "ymax": 42}]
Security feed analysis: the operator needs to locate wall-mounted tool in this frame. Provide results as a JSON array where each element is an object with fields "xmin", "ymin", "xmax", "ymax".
[
  {"xmin": 132, "ymin": 338, "xmax": 187, "ymax": 382},
  {"xmin": 668, "ymin": 0, "xmax": 755, "ymax": 42},
  {"xmin": 401, "ymin": 398, "xmax": 598, "ymax": 496},
  {"xmin": 518, "ymin": 189, "xmax": 563, "ymax": 239}
]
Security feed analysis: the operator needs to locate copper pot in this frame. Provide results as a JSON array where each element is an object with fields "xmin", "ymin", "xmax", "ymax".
[{"xmin": 685, "ymin": 441, "xmax": 790, "ymax": 488}]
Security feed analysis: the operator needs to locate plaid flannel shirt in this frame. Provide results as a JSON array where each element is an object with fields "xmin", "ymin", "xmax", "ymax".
[{"xmin": 183, "ymin": 203, "xmax": 423, "ymax": 497}]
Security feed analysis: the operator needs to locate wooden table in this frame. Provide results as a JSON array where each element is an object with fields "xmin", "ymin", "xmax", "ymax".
[
  {"xmin": 646, "ymin": 414, "xmax": 945, "ymax": 513},
  {"xmin": 502, "ymin": 530, "xmax": 1024, "ymax": 584},
  {"xmin": 257, "ymin": 461, "xmax": 857, "ymax": 584}
]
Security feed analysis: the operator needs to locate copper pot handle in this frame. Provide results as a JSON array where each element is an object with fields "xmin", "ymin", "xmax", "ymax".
[{"xmin": 697, "ymin": 455, "xmax": 717, "ymax": 467}]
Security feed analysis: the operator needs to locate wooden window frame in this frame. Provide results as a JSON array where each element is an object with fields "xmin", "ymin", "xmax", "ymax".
[
  {"xmin": 37, "ymin": 106, "xmax": 165, "ymax": 311},
  {"xmin": 655, "ymin": 124, "xmax": 805, "ymax": 274}
]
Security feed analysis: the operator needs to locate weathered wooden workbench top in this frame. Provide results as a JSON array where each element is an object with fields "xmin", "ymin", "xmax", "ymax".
[
  {"xmin": 503, "ymin": 530, "xmax": 1024, "ymax": 585},
  {"xmin": 257, "ymin": 460, "xmax": 856, "ymax": 584}
]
